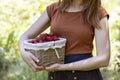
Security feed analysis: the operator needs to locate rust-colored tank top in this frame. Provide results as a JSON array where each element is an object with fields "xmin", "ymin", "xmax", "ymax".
[{"xmin": 46, "ymin": 2, "xmax": 109, "ymax": 55}]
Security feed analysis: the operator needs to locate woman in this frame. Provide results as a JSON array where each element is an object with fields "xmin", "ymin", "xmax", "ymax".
[{"xmin": 19, "ymin": 0, "xmax": 110, "ymax": 80}]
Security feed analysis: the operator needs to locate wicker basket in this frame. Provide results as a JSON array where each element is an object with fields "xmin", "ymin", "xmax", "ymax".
[{"xmin": 24, "ymin": 38, "xmax": 66, "ymax": 67}]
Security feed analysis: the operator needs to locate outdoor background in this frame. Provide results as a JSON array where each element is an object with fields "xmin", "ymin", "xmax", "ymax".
[{"xmin": 0, "ymin": 0, "xmax": 120, "ymax": 80}]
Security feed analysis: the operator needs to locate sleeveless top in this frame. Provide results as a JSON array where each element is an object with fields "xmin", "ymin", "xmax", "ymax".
[{"xmin": 46, "ymin": 2, "xmax": 109, "ymax": 55}]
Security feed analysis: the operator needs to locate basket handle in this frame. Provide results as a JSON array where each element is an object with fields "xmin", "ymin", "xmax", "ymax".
[{"xmin": 54, "ymin": 48, "xmax": 60, "ymax": 59}]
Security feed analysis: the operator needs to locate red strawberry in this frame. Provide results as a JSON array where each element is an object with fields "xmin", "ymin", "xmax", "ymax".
[
  {"xmin": 38, "ymin": 39, "xmax": 43, "ymax": 43},
  {"xmin": 46, "ymin": 36, "xmax": 53, "ymax": 41},
  {"xmin": 29, "ymin": 33, "xmax": 60, "ymax": 43},
  {"xmin": 52, "ymin": 36, "xmax": 59, "ymax": 41}
]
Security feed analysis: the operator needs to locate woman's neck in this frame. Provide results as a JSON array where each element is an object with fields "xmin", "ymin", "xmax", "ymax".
[
  {"xmin": 72, "ymin": 0, "xmax": 82, "ymax": 7},
  {"xmin": 65, "ymin": 0, "xmax": 83, "ymax": 12}
]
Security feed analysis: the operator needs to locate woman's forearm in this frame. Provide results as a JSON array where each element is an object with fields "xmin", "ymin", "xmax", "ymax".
[
  {"xmin": 19, "ymin": 34, "xmax": 28, "ymax": 52},
  {"xmin": 60, "ymin": 55, "xmax": 109, "ymax": 71}
]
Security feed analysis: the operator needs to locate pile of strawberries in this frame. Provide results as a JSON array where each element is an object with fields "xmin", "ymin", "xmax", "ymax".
[{"xmin": 29, "ymin": 33, "xmax": 60, "ymax": 43}]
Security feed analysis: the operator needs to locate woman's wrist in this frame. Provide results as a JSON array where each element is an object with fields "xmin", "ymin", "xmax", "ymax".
[
  {"xmin": 59, "ymin": 63, "xmax": 76, "ymax": 71},
  {"xmin": 58, "ymin": 64, "xmax": 69, "ymax": 71}
]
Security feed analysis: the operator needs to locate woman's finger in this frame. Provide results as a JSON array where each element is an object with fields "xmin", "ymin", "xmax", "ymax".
[
  {"xmin": 28, "ymin": 61, "xmax": 36, "ymax": 71},
  {"xmin": 29, "ymin": 60, "xmax": 44, "ymax": 71},
  {"xmin": 21, "ymin": 51, "xmax": 44, "ymax": 71},
  {"xmin": 30, "ymin": 53, "xmax": 39, "ymax": 63}
]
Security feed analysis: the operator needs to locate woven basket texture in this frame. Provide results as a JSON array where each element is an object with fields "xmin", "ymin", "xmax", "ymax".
[{"xmin": 26, "ymin": 47, "xmax": 65, "ymax": 67}]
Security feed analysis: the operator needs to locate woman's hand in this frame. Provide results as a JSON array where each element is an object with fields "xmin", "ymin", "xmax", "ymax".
[
  {"xmin": 45, "ymin": 63, "xmax": 62, "ymax": 72},
  {"xmin": 20, "ymin": 50, "xmax": 44, "ymax": 71}
]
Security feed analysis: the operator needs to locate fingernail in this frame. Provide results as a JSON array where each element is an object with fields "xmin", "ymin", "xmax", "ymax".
[{"xmin": 36, "ymin": 59, "xmax": 39, "ymax": 62}]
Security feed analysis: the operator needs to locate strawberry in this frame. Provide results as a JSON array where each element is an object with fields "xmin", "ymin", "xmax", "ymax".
[
  {"xmin": 28, "ymin": 33, "xmax": 60, "ymax": 43},
  {"xmin": 52, "ymin": 36, "xmax": 59, "ymax": 41},
  {"xmin": 46, "ymin": 36, "xmax": 53, "ymax": 41}
]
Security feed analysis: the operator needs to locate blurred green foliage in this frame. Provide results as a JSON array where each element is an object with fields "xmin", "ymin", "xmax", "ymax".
[{"xmin": 0, "ymin": 0, "xmax": 120, "ymax": 80}]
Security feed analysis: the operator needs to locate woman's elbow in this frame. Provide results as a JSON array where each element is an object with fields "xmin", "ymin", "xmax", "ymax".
[
  {"xmin": 100, "ymin": 56, "xmax": 110, "ymax": 67},
  {"xmin": 103, "ymin": 60, "xmax": 110, "ymax": 67}
]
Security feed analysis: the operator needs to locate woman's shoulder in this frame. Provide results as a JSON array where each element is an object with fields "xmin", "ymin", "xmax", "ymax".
[
  {"xmin": 47, "ymin": 2, "xmax": 59, "ymax": 9},
  {"xmin": 46, "ymin": 2, "xmax": 59, "ymax": 19},
  {"xmin": 98, "ymin": 6, "xmax": 107, "ymax": 13},
  {"xmin": 98, "ymin": 6, "xmax": 109, "ymax": 20}
]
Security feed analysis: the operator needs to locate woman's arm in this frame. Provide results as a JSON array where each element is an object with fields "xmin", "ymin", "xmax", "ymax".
[
  {"xmin": 46, "ymin": 17, "xmax": 110, "ymax": 71},
  {"xmin": 19, "ymin": 10, "xmax": 50, "ymax": 71}
]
